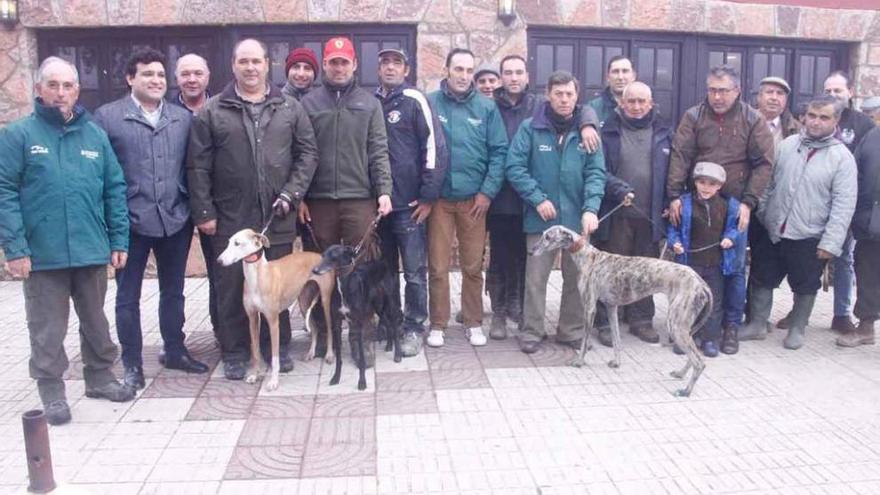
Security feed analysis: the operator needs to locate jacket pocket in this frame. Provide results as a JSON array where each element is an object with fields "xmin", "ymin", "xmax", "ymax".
[{"xmin": 126, "ymin": 183, "xmax": 140, "ymax": 200}]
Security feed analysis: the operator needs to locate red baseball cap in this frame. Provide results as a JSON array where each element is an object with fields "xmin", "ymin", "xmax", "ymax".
[{"xmin": 323, "ymin": 37, "xmax": 356, "ymax": 63}]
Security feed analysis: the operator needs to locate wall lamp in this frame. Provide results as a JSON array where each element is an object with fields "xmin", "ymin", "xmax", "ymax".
[
  {"xmin": 498, "ymin": 0, "xmax": 516, "ymax": 26},
  {"xmin": 0, "ymin": 0, "xmax": 18, "ymax": 27}
]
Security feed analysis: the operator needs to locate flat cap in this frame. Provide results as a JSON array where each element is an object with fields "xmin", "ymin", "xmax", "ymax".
[
  {"xmin": 760, "ymin": 76, "xmax": 791, "ymax": 94},
  {"xmin": 693, "ymin": 161, "xmax": 727, "ymax": 184},
  {"xmin": 862, "ymin": 96, "xmax": 880, "ymax": 112}
]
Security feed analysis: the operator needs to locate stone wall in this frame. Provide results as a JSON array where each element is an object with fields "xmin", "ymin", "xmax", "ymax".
[{"xmin": 0, "ymin": 0, "xmax": 878, "ymax": 126}]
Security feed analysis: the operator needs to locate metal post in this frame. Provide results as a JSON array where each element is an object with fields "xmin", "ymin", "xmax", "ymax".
[{"xmin": 21, "ymin": 409, "xmax": 56, "ymax": 493}]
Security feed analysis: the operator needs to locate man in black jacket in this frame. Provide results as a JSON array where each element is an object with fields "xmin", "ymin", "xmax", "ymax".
[
  {"xmin": 187, "ymin": 39, "xmax": 319, "ymax": 380},
  {"xmin": 837, "ymin": 126, "xmax": 880, "ymax": 347},
  {"xmin": 374, "ymin": 48, "xmax": 448, "ymax": 357}
]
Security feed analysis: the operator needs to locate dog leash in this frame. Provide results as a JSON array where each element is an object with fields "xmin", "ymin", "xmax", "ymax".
[
  {"xmin": 259, "ymin": 198, "xmax": 287, "ymax": 237},
  {"xmin": 353, "ymin": 213, "xmax": 383, "ymax": 257}
]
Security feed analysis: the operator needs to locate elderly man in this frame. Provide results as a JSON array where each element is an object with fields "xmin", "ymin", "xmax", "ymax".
[
  {"xmin": 668, "ymin": 65, "xmax": 774, "ymax": 352},
  {"xmin": 282, "ymin": 47, "xmax": 319, "ymax": 101},
  {"xmin": 755, "ymin": 76, "xmax": 800, "ymax": 145},
  {"xmin": 299, "ymin": 37, "xmax": 393, "ymax": 366},
  {"xmin": 0, "ymin": 57, "xmax": 134, "ymax": 425},
  {"xmin": 589, "ymin": 55, "xmax": 636, "ymax": 128},
  {"xmin": 486, "ymin": 54, "xmax": 601, "ymax": 340},
  {"xmin": 426, "ymin": 48, "xmax": 508, "ymax": 348},
  {"xmin": 474, "ymin": 65, "xmax": 500, "ymax": 99},
  {"xmin": 741, "ymin": 95, "xmax": 856, "ymax": 349},
  {"xmin": 505, "ymin": 70, "xmax": 606, "ymax": 354},
  {"xmin": 374, "ymin": 47, "xmax": 447, "ymax": 358},
  {"xmin": 94, "ymin": 48, "xmax": 208, "ymax": 391},
  {"xmin": 173, "ymin": 53, "xmax": 210, "ymax": 114},
  {"xmin": 811, "ymin": 71, "xmax": 876, "ymax": 334},
  {"xmin": 862, "ymin": 97, "xmax": 880, "ymax": 126},
  {"xmin": 188, "ymin": 38, "xmax": 319, "ymax": 380},
  {"xmin": 592, "ymin": 81, "xmax": 672, "ymax": 347}
]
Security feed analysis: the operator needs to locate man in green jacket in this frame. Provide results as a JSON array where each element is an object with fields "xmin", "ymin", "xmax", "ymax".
[
  {"xmin": 588, "ymin": 55, "xmax": 636, "ymax": 128},
  {"xmin": 506, "ymin": 70, "xmax": 607, "ymax": 354},
  {"xmin": 426, "ymin": 48, "xmax": 508, "ymax": 348},
  {"xmin": 0, "ymin": 57, "xmax": 134, "ymax": 425}
]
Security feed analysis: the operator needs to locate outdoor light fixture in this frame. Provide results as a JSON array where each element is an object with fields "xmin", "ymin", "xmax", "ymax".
[
  {"xmin": 0, "ymin": 0, "xmax": 18, "ymax": 27},
  {"xmin": 498, "ymin": 0, "xmax": 516, "ymax": 26}
]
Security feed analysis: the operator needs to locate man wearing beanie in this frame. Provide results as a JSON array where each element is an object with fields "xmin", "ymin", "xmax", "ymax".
[
  {"xmin": 283, "ymin": 47, "xmax": 319, "ymax": 101},
  {"xmin": 299, "ymin": 37, "xmax": 393, "ymax": 367}
]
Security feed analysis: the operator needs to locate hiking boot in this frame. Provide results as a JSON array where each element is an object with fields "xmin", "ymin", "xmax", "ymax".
[
  {"xmin": 85, "ymin": 380, "xmax": 136, "ymax": 402},
  {"xmin": 831, "ymin": 315, "xmax": 857, "ymax": 334},
  {"xmin": 836, "ymin": 320, "xmax": 875, "ymax": 348},
  {"xmin": 630, "ymin": 324, "xmax": 660, "ymax": 344},
  {"xmin": 44, "ymin": 400, "xmax": 71, "ymax": 426},
  {"xmin": 123, "ymin": 366, "xmax": 145, "ymax": 390},
  {"xmin": 426, "ymin": 329, "xmax": 445, "ymax": 347},
  {"xmin": 740, "ymin": 285, "xmax": 774, "ymax": 341},
  {"xmin": 721, "ymin": 325, "xmax": 739, "ymax": 355},
  {"xmin": 518, "ymin": 339, "xmax": 542, "ymax": 354},
  {"xmin": 489, "ymin": 315, "xmax": 508, "ymax": 340},
  {"xmin": 466, "ymin": 327, "xmax": 488, "ymax": 346},
  {"xmin": 597, "ymin": 328, "xmax": 613, "ymax": 347},
  {"xmin": 400, "ymin": 331, "xmax": 424, "ymax": 357},
  {"xmin": 783, "ymin": 294, "xmax": 816, "ymax": 350}
]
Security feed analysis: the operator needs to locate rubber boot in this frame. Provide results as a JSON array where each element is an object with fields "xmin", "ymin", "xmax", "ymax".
[
  {"xmin": 739, "ymin": 285, "xmax": 773, "ymax": 341},
  {"xmin": 836, "ymin": 319, "xmax": 875, "ymax": 347},
  {"xmin": 783, "ymin": 293, "xmax": 816, "ymax": 350},
  {"xmin": 489, "ymin": 314, "xmax": 508, "ymax": 340}
]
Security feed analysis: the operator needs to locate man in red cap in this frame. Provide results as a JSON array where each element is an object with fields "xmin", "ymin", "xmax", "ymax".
[
  {"xmin": 299, "ymin": 37, "xmax": 393, "ymax": 367},
  {"xmin": 283, "ymin": 47, "xmax": 318, "ymax": 101}
]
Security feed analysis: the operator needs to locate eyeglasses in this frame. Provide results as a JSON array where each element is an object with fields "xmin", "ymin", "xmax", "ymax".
[{"xmin": 708, "ymin": 87, "xmax": 736, "ymax": 95}]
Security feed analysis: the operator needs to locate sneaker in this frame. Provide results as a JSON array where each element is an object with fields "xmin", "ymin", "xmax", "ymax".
[
  {"xmin": 400, "ymin": 331, "xmax": 424, "ymax": 357},
  {"xmin": 44, "ymin": 400, "xmax": 71, "ymax": 426},
  {"xmin": 466, "ymin": 327, "xmax": 487, "ymax": 346},
  {"xmin": 701, "ymin": 341, "xmax": 719, "ymax": 358},
  {"xmin": 426, "ymin": 329, "xmax": 445, "ymax": 347}
]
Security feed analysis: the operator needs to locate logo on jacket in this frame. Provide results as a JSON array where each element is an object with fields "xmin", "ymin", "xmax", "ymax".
[
  {"xmin": 539, "ymin": 144, "xmax": 553, "ymax": 152},
  {"xmin": 438, "ymin": 115, "xmax": 448, "ymax": 123},
  {"xmin": 81, "ymin": 149, "xmax": 100, "ymax": 160},
  {"xmin": 387, "ymin": 110, "xmax": 401, "ymax": 124},
  {"xmin": 662, "ymin": 147, "xmax": 670, "ymax": 155},
  {"xmin": 467, "ymin": 118, "xmax": 482, "ymax": 127},
  {"xmin": 30, "ymin": 145, "xmax": 49, "ymax": 155}
]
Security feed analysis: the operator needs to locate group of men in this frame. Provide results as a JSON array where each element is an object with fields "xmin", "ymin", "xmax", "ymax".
[{"xmin": 1, "ymin": 38, "xmax": 878, "ymax": 427}]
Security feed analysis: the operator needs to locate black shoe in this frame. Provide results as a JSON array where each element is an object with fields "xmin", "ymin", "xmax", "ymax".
[
  {"xmin": 597, "ymin": 329, "xmax": 613, "ymax": 347},
  {"xmin": 85, "ymin": 380, "xmax": 136, "ymax": 402},
  {"xmin": 223, "ymin": 360, "xmax": 246, "ymax": 381},
  {"xmin": 44, "ymin": 400, "xmax": 71, "ymax": 426},
  {"xmin": 630, "ymin": 324, "xmax": 661, "ymax": 344},
  {"xmin": 556, "ymin": 338, "xmax": 584, "ymax": 351},
  {"xmin": 123, "ymin": 366, "xmax": 146, "ymax": 390},
  {"xmin": 164, "ymin": 353, "xmax": 209, "ymax": 374},
  {"xmin": 518, "ymin": 339, "xmax": 542, "ymax": 354},
  {"xmin": 279, "ymin": 346, "xmax": 294, "ymax": 373},
  {"xmin": 721, "ymin": 326, "xmax": 739, "ymax": 355}
]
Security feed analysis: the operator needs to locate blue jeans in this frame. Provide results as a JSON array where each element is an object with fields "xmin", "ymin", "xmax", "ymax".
[
  {"xmin": 115, "ymin": 223, "xmax": 192, "ymax": 367},
  {"xmin": 833, "ymin": 233, "xmax": 855, "ymax": 317},
  {"xmin": 379, "ymin": 209, "xmax": 428, "ymax": 334},
  {"xmin": 723, "ymin": 228, "xmax": 748, "ymax": 327}
]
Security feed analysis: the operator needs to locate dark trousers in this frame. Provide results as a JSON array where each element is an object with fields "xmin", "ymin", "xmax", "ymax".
[
  {"xmin": 723, "ymin": 226, "xmax": 748, "ymax": 327},
  {"xmin": 854, "ymin": 239, "xmax": 880, "ymax": 322},
  {"xmin": 198, "ymin": 231, "xmax": 219, "ymax": 333},
  {"xmin": 692, "ymin": 265, "xmax": 724, "ymax": 343},
  {"xmin": 211, "ymin": 235, "xmax": 294, "ymax": 362},
  {"xmin": 594, "ymin": 217, "xmax": 657, "ymax": 329},
  {"xmin": 25, "ymin": 266, "xmax": 119, "ymax": 399},
  {"xmin": 379, "ymin": 209, "xmax": 428, "ymax": 334},
  {"xmin": 115, "ymin": 224, "xmax": 192, "ymax": 368},
  {"xmin": 750, "ymin": 233, "xmax": 826, "ymax": 295},
  {"xmin": 486, "ymin": 214, "xmax": 526, "ymax": 322}
]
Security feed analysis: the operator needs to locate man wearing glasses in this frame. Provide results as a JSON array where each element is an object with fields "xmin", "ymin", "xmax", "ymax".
[{"xmin": 666, "ymin": 65, "xmax": 774, "ymax": 353}]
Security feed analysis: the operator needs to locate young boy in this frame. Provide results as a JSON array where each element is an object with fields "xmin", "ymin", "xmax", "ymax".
[{"xmin": 667, "ymin": 162, "xmax": 743, "ymax": 357}]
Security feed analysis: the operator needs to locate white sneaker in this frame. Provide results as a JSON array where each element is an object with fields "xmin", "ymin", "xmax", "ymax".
[
  {"xmin": 427, "ymin": 329, "xmax": 445, "ymax": 347},
  {"xmin": 466, "ymin": 327, "xmax": 488, "ymax": 346}
]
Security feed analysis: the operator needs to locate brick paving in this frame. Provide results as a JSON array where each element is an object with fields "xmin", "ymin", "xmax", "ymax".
[{"xmin": 0, "ymin": 274, "xmax": 879, "ymax": 494}]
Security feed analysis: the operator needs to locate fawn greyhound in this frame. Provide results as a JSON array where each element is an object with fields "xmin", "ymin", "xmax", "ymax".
[
  {"xmin": 218, "ymin": 228, "xmax": 336, "ymax": 391},
  {"xmin": 530, "ymin": 225, "xmax": 713, "ymax": 397}
]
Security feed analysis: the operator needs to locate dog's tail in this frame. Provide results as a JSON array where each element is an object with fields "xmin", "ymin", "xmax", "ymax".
[
  {"xmin": 298, "ymin": 280, "xmax": 321, "ymax": 334},
  {"xmin": 690, "ymin": 279, "xmax": 714, "ymax": 336}
]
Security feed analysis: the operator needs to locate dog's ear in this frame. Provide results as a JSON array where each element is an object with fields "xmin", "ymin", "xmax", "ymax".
[{"xmin": 258, "ymin": 234, "xmax": 271, "ymax": 248}]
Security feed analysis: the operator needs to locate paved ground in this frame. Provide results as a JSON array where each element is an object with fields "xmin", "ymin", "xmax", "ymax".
[{"xmin": 0, "ymin": 274, "xmax": 879, "ymax": 495}]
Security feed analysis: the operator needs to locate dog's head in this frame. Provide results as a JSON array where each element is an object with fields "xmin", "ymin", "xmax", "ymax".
[
  {"xmin": 312, "ymin": 244, "xmax": 357, "ymax": 275},
  {"xmin": 529, "ymin": 225, "xmax": 582, "ymax": 256},
  {"xmin": 217, "ymin": 229, "xmax": 270, "ymax": 266}
]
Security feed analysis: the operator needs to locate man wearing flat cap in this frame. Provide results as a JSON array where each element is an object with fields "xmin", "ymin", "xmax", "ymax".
[
  {"xmin": 756, "ymin": 76, "xmax": 800, "ymax": 146},
  {"xmin": 862, "ymin": 96, "xmax": 880, "ymax": 127}
]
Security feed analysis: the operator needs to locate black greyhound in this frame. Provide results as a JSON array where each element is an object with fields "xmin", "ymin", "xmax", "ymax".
[{"xmin": 312, "ymin": 244, "xmax": 403, "ymax": 390}]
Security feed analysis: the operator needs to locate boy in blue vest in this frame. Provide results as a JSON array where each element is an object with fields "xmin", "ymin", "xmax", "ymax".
[{"xmin": 667, "ymin": 162, "xmax": 744, "ymax": 357}]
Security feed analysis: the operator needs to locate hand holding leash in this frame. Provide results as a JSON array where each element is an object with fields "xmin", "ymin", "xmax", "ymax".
[{"xmin": 623, "ymin": 192, "xmax": 635, "ymax": 207}]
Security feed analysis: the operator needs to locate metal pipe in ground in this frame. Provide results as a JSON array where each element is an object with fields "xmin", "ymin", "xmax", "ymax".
[{"xmin": 21, "ymin": 409, "xmax": 56, "ymax": 493}]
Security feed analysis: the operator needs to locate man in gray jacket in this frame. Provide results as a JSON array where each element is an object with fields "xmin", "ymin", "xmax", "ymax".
[
  {"xmin": 740, "ymin": 95, "xmax": 857, "ymax": 349},
  {"xmin": 95, "ymin": 48, "xmax": 208, "ymax": 391}
]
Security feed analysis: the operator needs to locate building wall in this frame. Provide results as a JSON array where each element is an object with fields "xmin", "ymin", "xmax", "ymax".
[{"xmin": 0, "ymin": 0, "xmax": 878, "ymax": 127}]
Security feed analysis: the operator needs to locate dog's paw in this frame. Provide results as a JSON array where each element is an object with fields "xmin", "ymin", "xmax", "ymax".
[
  {"xmin": 357, "ymin": 379, "xmax": 367, "ymax": 391},
  {"xmin": 329, "ymin": 375, "xmax": 340, "ymax": 386},
  {"xmin": 324, "ymin": 351, "xmax": 335, "ymax": 364},
  {"xmin": 673, "ymin": 388, "xmax": 691, "ymax": 398},
  {"xmin": 669, "ymin": 370, "xmax": 685, "ymax": 379},
  {"xmin": 265, "ymin": 375, "xmax": 280, "ymax": 391},
  {"xmin": 568, "ymin": 357, "xmax": 586, "ymax": 368},
  {"xmin": 303, "ymin": 350, "xmax": 316, "ymax": 361},
  {"xmin": 607, "ymin": 360, "xmax": 620, "ymax": 369},
  {"xmin": 245, "ymin": 373, "xmax": 259, "ymax": 384}
]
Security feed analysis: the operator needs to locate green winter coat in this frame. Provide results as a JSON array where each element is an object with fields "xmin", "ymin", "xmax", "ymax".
[
  {"xmin": 0, "ymin": 101, "xmax": 129, "ymax": 271},
  {"xmin": 428, "ymin": 81, "xmax": 508, "ymax": 201},
  {"xmin": 505, "ymin": 104, "xmax": 607, "ymax": 234}
]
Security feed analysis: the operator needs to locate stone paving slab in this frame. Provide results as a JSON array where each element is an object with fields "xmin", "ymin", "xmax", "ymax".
[{"xmin": 0, "ymin": 275, "xmax": 878, "ymax": 494}]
